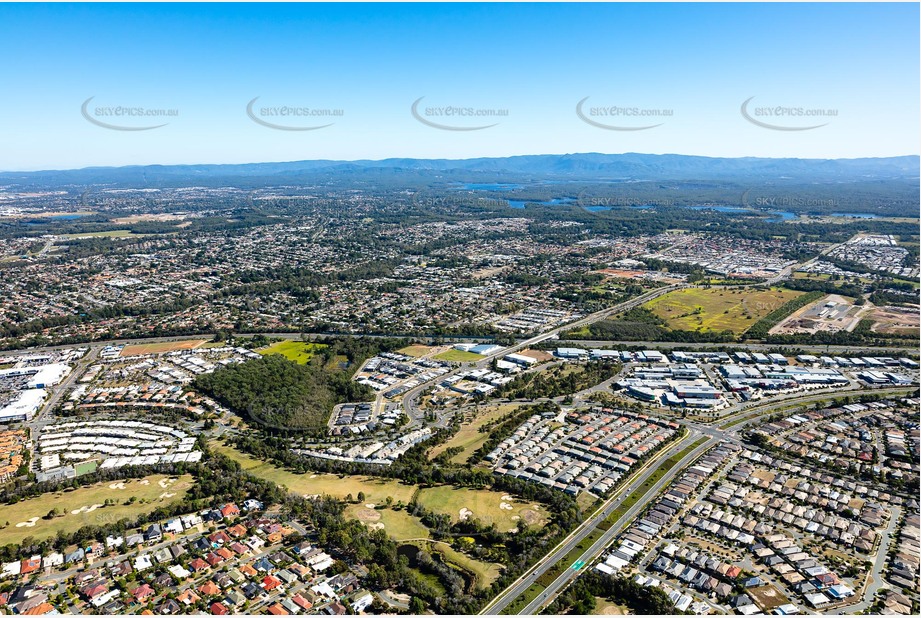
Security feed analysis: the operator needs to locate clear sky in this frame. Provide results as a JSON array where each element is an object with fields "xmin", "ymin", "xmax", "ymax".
[{"xmin": 0, "ymin": 2, "xmax": 918, "ymax": 170}]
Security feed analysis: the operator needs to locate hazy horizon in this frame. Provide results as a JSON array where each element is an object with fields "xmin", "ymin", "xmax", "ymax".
[{"xmin": 2, "ymin": 151, "xmax": 921, "ymax": 176}]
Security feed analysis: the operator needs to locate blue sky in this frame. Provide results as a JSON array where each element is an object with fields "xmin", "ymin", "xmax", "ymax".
[{"xmin": 0, "ymin": 2, "xmax": 917, "ymax": 170}]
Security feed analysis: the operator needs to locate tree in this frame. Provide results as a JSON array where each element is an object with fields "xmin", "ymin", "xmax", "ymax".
[{"xmin": 409, "ymin": 597, "xmax": 427, "ymax": 614}]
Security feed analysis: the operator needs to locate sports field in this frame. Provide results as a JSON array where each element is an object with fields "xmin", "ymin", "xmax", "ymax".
[
  {"xmin": 434, "ymin": 349, "xmax": 483, "ymax": 362},
  {"xmin": 257, "ymin": 341, "xmax": 328, "ymax": 364},
  {"xmin": 0, "ymin": 474, "xmax": 193, "ymax": 545},
  {"xmin": 121, "ymin": 339, "xmax": 206, "ymax": 356},
  {"xmin": 211, "ymin": 441, "xmax": 416, "ymax": 504},
  {"xmin": 645, "ymin": 287, "xmax": 803, "ymax": 334},
  {"xmin": 417, "ymin": 486, "xmax": 548, "ymax": 531},
  {"xmin": 429, "ymin": 404, "xmax": 521, "ymax": 464}
]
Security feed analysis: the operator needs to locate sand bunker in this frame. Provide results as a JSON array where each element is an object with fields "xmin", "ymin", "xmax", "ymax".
[
  {"xmin": 15, "ymin": 517, "xmax": 39, "ymax": 528},
  {"xmin": 501, "ymin": 495, "xmax": 513, "ymax": 501},
  {"xmin": 521, "ymin": 509, "xmax": 542, "ymax": 525},
  {"xmin": 459, "ymin": 508, "xmax": 473, "ymax": 521},
  {"xmin": 511, "ymin": 515, "xmax": 520, "ymax": 521},
  {"xmin": 367, "ymin": 522, "xmax": 385, "ymax": 531},
  {"xmin": 499, "ymin": 502, "xmax": 513, "ymax": 511},
  {"xmin": 109, "ymin": 482, "xmax": 126, "ymax": 490},
  {"xmin": 70, "ymin": 504, "xmax": 105, "ymax": 515},
  {"xmin": 364, "ymin": 503, "xmax": 376, "ymax": 509},
  {"xmin": 507, "ymin": 527, "xmax": 519, "ymax": 533},
  {"xmin": 354, "ymin": 508, "xmax": 381, "ymax": 522},
  {"xmin": 159, "ymin": 492, "xmax": 176, "ymax": 499},
  {"xmin": 309, "ymin": 475, "xmax": 318, "ymax": 479},
  {"xmin": 139, "ymin": 479, "xmax": 150, "ymax": 485}
]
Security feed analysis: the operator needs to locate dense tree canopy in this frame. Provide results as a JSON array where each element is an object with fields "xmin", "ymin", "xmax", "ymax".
[{"xmin": 193, "ymin": 354, "xmax": 373, "ymax": 432}]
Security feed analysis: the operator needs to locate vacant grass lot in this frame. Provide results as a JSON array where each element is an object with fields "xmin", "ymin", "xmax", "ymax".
[
  {"xmin": 0, "ymin": 474, "xmax": 193, "ymax": 545},
  {"xmin": 211, "ymin": 441, "xmax": 417, "ymax": 503},
  {"xmin": 434, "ymin": 349, "xmax": 484, "ymax": 362},
  {"xmin": 257, "ymin": 341, "xmax": 328, "ymax": 364},
  {"xmin": 429, "ymin": 404, "xmax": 521, "ymax": 464},
  {"xmin": 417, "ymin": 486, "xmax": 547, "ymax": 531},
  {"xmin": 121, "ymin": 339, "xmax": 206, "ymax": 356},
  {"xmin": 397, "ymin": 345, "xmax": 435, "ymax": 358},
  {"xmin": 645, "ymin": 287, "xmax": 803, "ymax": 334}
]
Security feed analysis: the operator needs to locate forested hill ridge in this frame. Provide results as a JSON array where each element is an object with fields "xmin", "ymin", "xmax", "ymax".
[{"xmin": 3, "ymin": 152, "xmax": 918, "ymax": 187}]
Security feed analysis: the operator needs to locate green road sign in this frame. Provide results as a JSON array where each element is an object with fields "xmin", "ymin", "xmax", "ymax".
[{"xmin": 571, "ymin": 560, "xmax": 586, "ymax": 570}]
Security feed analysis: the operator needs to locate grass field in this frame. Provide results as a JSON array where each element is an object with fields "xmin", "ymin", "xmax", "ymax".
[
  {"xmin": 214, "ymin": 440, "xmax": 548, "ymax": 532},
  {"xmin": 429, "ymin": 404, "xmax": 521, "ymax": 464},
  {"xmin": 323, "ymin": 354, "xmax": 350, "ymax": 372},
  {"xmin": 645, "ymin": 287, "xmax": 804, "ymax": 334},
  {"xmin": 397, "ymin": 345, "xmax": 435, "ymax": 358},
  {"xmin": 345, "ymin": 504, "xmax": 430, "ymax": 541},
  {"xmin": 0, "ymin": 474, "xmax": 193, "ymax": 545},
  {"xmin": 120, "ymin": 340, "xmax": 206, "ymax": 356},
  {"xmin": 502, "ymin": 583, "xmax": 545, "ymax": 614},
  {"xmin": 211, "ymin": 442, "xmax": 416, "ymax": 504},
  {"xmin": 434, "ymin": 349, "xmax": 484, "ymax": 362},
  {"xmin": 593, "ymin": 598, "xmax": 630, "ymax": 615},
  {"xmin": 257, "ymin": 341, "xmax": 328, "ymax": 364},
  {"xmin": 417, "ymin": 486, "xmax": 547, "ymax": 531}
]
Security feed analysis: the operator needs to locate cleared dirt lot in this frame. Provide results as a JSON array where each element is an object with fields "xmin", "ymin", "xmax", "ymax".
[{"xmin": 867, "ymin": 305, "xmax": 920, "ymax": 336}]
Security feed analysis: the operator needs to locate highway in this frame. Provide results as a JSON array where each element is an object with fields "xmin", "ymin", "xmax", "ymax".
[
  {"xmin": 516, "ymin": 436, "xmax": 717, "ymax": 615},
  {"xmin": 479, "ymin": 431, "xmax": 704, "ymax": 615}
]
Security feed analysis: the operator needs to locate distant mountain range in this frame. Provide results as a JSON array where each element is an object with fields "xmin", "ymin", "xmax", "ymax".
[{"xmin": 1, "ymin": 153, "xmax": 918, "ymax": 187}]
